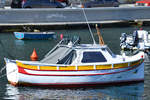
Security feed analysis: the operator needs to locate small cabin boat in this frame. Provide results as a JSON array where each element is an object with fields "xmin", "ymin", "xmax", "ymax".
[
  {"xmin": 14, "ymin": 32, "xmax": 55, "ymax": 40},
  {"xmin": 5, "ymin": 35, "xmax": 144, "ymax": 87},
  {"xmin": 120, "ymin": 30, "xmax": 150, "ymax": 51}
]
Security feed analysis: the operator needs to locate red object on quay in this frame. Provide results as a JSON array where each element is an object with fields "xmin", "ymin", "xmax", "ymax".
[
  {"xmin": 136, "ymin": 0, "xmax": 150, "ymax": 6},
  {"xmin": 57, "ymin": 0, "xmax": 66, "ymax": 2},
  {"xmin": 30, "ymin": 48, "xmax": 38, "ymax": 61}
]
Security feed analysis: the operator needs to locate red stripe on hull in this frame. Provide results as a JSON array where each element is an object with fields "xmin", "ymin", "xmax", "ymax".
[{"xmin": 18, "ymin": 63, "xmax": 143, "ymax": 76}]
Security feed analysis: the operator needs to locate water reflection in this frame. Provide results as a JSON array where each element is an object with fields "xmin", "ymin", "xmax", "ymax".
[
  {"xmin": 4, "ymin": 84, "xmax": 20, "ymax": 100},
  {"xmin": 4, "ymin": 83, "xmax": 144, "ymax": 100},
  {"xmin": 14, "ymin": 40, "xmax": 24, "ymax": 46}
]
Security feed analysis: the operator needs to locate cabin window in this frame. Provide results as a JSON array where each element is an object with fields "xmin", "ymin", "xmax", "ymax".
[{"xmin": 81, "ymin": 52, "xmax": 107, "ymax": 63}]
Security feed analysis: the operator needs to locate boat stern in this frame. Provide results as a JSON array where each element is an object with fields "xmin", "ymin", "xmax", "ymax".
[
  {"xmin": 14, "ymin": 32, "xmax": 24, "ymax": 40},
  {"xmin": 127, "ymin": 51, "xmax": 144, "ymax": 81},
  {"xmin": 4, "ymin": 58, "xmax": 18, "ymax": 86}
]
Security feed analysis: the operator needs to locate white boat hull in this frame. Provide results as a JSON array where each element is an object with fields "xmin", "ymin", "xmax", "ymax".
[{"xmin": 5, "ymin": 59, "xmax": 144, "ymax": 87}]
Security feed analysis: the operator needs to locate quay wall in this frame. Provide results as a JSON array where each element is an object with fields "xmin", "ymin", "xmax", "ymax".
[{"xmin": 0, "ymin": 7, "xmax": 150, "ymax": 26}]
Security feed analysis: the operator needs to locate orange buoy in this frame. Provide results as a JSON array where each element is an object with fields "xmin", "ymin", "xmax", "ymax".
[{"xmin": 30, "ymin": 48, "xmax": 38, "ymax": 61}]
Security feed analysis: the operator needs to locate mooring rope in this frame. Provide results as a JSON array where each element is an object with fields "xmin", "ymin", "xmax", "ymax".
[
  {"xmin": 0, "ymin": 73, "xmax": 7, "ymax": 79},
  {"xmin": 0, "ymin": 66, "xmax": 6, "ymax": 73},
  {"xmin": 0, "ymin": 66, "xmax": 6, "ymax": 79},
  {"xmin": 0, "ymin": 67, "xmax": 17, "ymax": 79},
  {"xmin": 0, "ymin": 39, "xmax": 16, "ymax": 79}
]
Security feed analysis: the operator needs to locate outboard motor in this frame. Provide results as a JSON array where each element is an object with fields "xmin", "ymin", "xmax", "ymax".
[
  {"xmin": 132, "ymin": 30, "xmax": 139, "ymax": 46},
  {"xmin": 120, "ymin": 33, "xmax": 127, "ymax": 43},
  {"xmin": 120, "ymin": 33, "xmax": 127, "ymax": 48}
]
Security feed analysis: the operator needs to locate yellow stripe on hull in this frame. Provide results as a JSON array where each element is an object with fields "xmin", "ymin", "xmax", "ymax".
[
  {"xmin": 130, "ymin": 60, "xmax": 141, "ymax": 66},
  {"xmin": 78, "ymin": 65, "xmax": 94, "ymax": 70},
  {"xmin": 40, "ymin": 66, "xmax": 57, "ymax": 70},
  {"xmin": 114, "ymin": 63, "xmax": 128, "ymax": 69},
  {"xmin": 16, "ymin": 60, "xmax": 142, "ymax": 71},
  {"xmin": 59, "ymin": 66, "xmax": 76, "ymax": 70},
  {"xmin": 96, "ymin": 64, "xmax": 112, "ymax": 70},
  {"xmin": 17, "ymin": 61, "xmax": 37, "ymax": 70}
]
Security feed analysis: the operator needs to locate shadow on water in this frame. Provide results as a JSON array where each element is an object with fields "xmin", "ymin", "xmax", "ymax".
[{"xmin": 3, "ymin": 83, "xmax": 144, "ymax": 100}]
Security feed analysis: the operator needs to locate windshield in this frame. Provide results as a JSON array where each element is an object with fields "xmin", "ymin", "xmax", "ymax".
[{"xmin": 81, "ymin": 51, "xmax": 107, "ymax": 63}]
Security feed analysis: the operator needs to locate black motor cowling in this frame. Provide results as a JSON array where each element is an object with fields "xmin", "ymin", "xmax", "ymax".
[
  {"xmin": 132, "ymin": 30, "xmax": 139, "ymax": 46},
  {"xmin": 120, "ymin": 33, "xmax": 127, "ymax": 43}
]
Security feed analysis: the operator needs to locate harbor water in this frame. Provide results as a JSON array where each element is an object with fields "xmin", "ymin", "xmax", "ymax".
[{"xmin": 0, "ymin": 26, "xmax": 150, "ymax": 100}]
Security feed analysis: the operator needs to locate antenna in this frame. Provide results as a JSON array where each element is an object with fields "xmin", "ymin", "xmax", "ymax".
[{"xmin": 81, "ymin": 3, "xmax": 96, "ymax": 44}]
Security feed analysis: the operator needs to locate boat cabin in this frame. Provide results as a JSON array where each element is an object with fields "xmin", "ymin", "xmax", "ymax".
[{"xmin": 41, "ymin": 42, "xmax": 116, "ymax": 65}]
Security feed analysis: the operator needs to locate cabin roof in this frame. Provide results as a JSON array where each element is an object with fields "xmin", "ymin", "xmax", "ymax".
[{"xmin": 40, "ymin": 44, "xmax": 114, "ymax": 65}]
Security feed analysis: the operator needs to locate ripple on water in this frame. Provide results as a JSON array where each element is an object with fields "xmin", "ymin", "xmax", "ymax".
[{"xmin": 3, "ymin": 83, "xmax": 144, "ymax": 100}]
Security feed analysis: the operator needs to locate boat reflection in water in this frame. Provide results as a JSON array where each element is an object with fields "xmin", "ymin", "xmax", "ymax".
[
  {"xmin": 4, "ymin": 83, "xmax": 144, "ymax": 100},
  {"xmin": 15, "ymin": 40, "xmax": 24, "ymax": 46}
]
